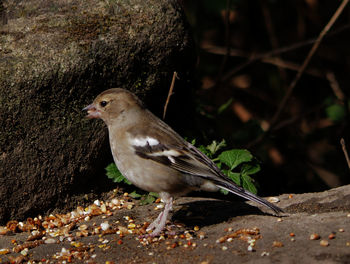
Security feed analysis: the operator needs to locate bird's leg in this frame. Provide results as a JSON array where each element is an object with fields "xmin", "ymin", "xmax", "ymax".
[
  {"xmin": 146, "ymin": 193, "xmax": 173, "ymax": 237},
  {"xmin": 146, "ymin": 211, "xmax": 164, "ymax": 231}
]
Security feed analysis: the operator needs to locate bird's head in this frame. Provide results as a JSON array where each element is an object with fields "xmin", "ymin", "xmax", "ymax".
[{"xmin": 83, "ymin": 88, "xmax": 144, "ymax": 123}]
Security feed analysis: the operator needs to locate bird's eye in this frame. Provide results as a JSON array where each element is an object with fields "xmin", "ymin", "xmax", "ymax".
[{"xmin": 100, "ymin": 101, "xmax": 108, "ymax": 107}]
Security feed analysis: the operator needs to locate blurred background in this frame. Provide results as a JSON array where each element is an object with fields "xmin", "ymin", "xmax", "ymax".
[{"xmin": 178, "ymin": 0, "xmax": 350, "ymax": 195}]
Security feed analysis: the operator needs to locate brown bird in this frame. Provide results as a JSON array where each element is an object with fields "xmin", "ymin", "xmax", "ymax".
[{"xmin": 83, "ymin": 88, "xmax": 282, "ymax": 236}]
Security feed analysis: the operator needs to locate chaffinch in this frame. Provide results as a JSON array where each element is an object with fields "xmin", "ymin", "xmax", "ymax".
[{"xmin": 84, "ymin": 88, "xmax": 282, "ymax": 236}]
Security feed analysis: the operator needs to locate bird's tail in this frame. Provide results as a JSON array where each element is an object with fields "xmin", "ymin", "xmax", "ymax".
[{"xmin": 213, "ymin": 178, "xmax": 283, "ymax": 214}]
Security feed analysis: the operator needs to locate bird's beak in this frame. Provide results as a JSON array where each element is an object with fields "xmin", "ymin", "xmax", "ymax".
[{"xmin": 83, "ymin": 103, "xmax": 100, "ymax": 119}]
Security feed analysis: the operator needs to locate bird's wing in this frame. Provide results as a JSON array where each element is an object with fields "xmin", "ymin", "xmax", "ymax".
[{"xmin": 127, "ymin": 119, "xmax": 225, "ymax": 181}]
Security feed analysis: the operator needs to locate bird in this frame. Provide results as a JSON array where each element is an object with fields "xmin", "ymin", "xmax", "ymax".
[{"xmin": 83, "ymin": 88, "xmax": 283, "ymax": 236}]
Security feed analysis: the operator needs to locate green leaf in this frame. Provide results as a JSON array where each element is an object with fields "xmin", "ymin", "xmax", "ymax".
[
  {"xmin": 148, "ymin": 192, "xmax": 159, "ymax": 198},
  {"xmin": 218, "ymin": 98, "xmax": 233, "ymax": 114},
  {"xmin": 326, "ymin": 104, "xmax": 345, "ymax": 122},
  {"xmin": 226, "ymin": 171, "xmax": 241, "ymax": 185},
  {"xmin": 128, "ymin": 191, "xmax": 142, "ymax": 198},
  {"xmin": 220, "ymin": 170, "xmax": 241, "ymax": 195},
  {"xmin": 198, "ymin": 145, "xmax": 212, "ymax": 157},
  {"xmin": 241, "ymin": 163, "xmax": 261, "ymax": 175},
  {"xmin": 220, "ymin": 188, "xmax": 229, "ymax": 195},
  {"xmin": 140, "ymin": 194, "xmax": 157, "ymax": 205},
  {"xmin": 206, "ymin": 139, "xmax": 226, "ymax": 155},
  {"xmin": 105, "ymin": 163, "xmax": 131, "ymax": 185},
  {"xmin": 241, "ymin": 174, "xmax": 257, "ymax": 194},
  {"xmin": 218, "ymin": 149, "xmax": 253, "ymax": 170}
]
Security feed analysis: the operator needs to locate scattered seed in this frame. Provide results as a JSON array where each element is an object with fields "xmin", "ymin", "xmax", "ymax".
[
  {"xmin": 217, "ymin": 237, "xmax": 225, "ymax": 243},
  {"xmin": 346, "ymin": 242, "xmax": 350, "ymax": 246},
  {"xmin": 13, "ymin": 240, "xmax": 44, "ymax": 253},
  {"xmin": 101, "ymin": 204, "xmax": 107, "ymax": 213},
  {"xmin": 44, "ymin": 238, "xmax": 57, "ymax": 244},
  {"xmin": 339, "ymin": 228, "xmax": 345, "ymax": 232},
  {"xmin": 320, "ymin": 240, "xmax": 329, "ymax": 247},
  {"xmin": 222, "ymin": 246, "xmax": 228, "ymax": 251},
  {"xmin": 277, "ymin": 218, "xmax": 283, "ymax": 222},
  {"xmin": 100, "ymin": 222, "xmax": 110, "ymax": 231},
  {"xmin": 288, "ymin": 194, "xmax": 293, "ymax": 199},
  {"xmin": 6, "ymin": 220, "xmax": 19, "ymax": 232},
  {"xmin": 20, "ymin": 248, "xmax": 29, "ymax": 256},
  {"xmin": 156, "ymin": 204, "xmax": 164, "ymax": 210},
  {"xmin": 78, "ymin": 224, "xmax": 88, "ymax": 231},
  {"xmin": 290, "ymin": 238, "xmax": 295, "ymax": 242},
  {"xmin": 289, "ymin": 233, "xmax": 295, "ymax": 237},
  {"xmin": 247, "ymin": 245, "xmax": 254, "ymax": 251},
  {"xmin": 310, "ymin": 233, "xmax": 320, "ymax": 240},
  {"xmin": 0, "ymin": 227, "xmax": 8, "ymax": 235},
  {"xmin": 272, "ymin": 241, "xmax": 283, "ymax": 247},
  {"xmin": 199, "ymin": 232, "xmax": 206, "ymax": 240},
  {"xmin": 128, "ymin": 223, "xmax": 136, "ymax": 229},
  {"xmin": 111, "ymin": 199, "xmax": 119, "ymax": 205},
  {"xmin": 0, "ymin": 248, "xmax": 10, "ymax": 255},
  {"xmin": 328, "ymin": 233, "xmax": 336, "ymax": 240},
  {"xmin": 261, "ymin": 251, "xmax": 270, "ymax": 257},
  {"xmin": 27, "ymin": 230, "xmax": 45, "ymax": 241},
  {"xmin": 70, "ymin": 242, "xmax": 83, "ymax": 248}
]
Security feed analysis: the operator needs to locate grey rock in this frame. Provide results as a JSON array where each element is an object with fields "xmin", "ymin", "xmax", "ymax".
[{"xmin": 1, "ymin": 185, "xmax": 350, "ymax": 262}]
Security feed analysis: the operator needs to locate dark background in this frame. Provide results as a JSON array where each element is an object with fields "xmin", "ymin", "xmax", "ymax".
[{"xmin": 176, "ymin": 0, "xmax": 350, "ymax": 195}]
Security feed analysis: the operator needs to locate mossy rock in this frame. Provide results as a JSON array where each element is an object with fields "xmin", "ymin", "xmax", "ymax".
[{"xmin": 0, "ymin": 0, "xmax": 195, "ymax": 223}]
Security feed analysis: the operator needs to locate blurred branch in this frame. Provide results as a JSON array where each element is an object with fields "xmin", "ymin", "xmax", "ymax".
[
  {"xmin": 326, "ymin": 72, "xmax": 345, "ymax": 101},
  {"xmin": 249, "ymin": 0, "xmax": 349, "ymax": 148},
  {"xmin": 163, "ymin": 71, "xmax": 178, "ymax": 120},
  {"xmin": 260, "ymin": 0, "xmax": 288, "ymax": 86},
  {"xmin": 202, "ymin": 24, "xmax": 350, "ymax": 84},
  {"xmin": 269, "ymin": 0, "xmax": 349, "ymax": 128},
  {"xmin": 216, "ymin": 0, "xmax": 231, "ymax": 82},
  {"xmin": 340, "ymin": 138, "xmax": 350, "ymax": 171},
  {"xmin": 309, "ymin": 163, "xmax": 342, "ymax": 188},
  {"xmin": 203, "ymin": 45, "xmax": 324, "ymax": 78},
  {"xmin": 271, "ymin": 103, "xmax": 326, "ymax": 131}
]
